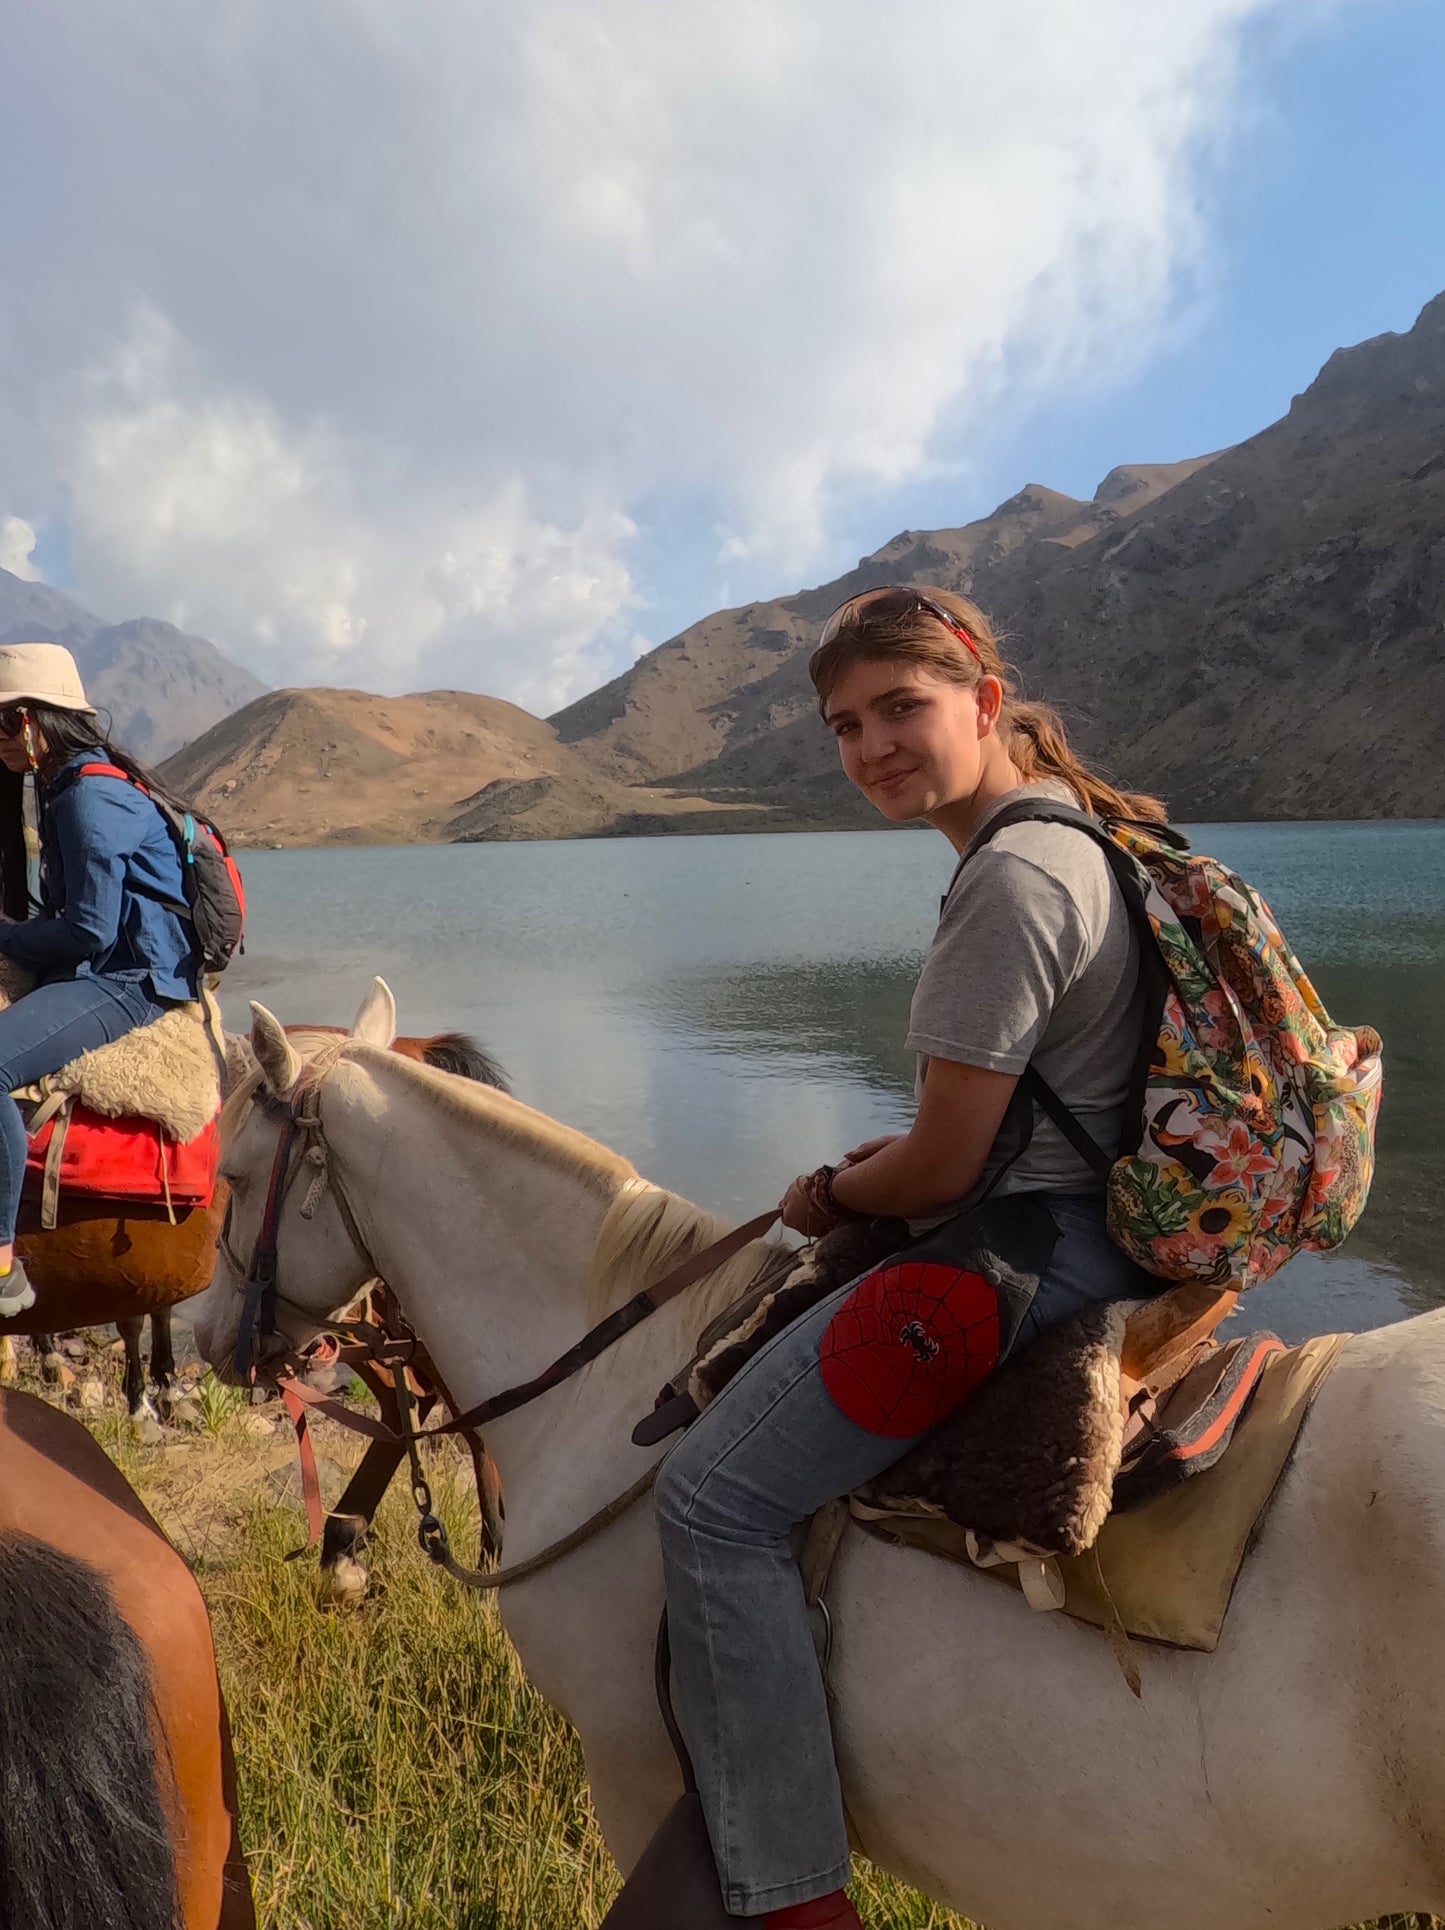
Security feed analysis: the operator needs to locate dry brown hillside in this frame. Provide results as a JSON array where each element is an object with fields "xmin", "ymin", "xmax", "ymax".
[{"xmin": 161, "ymin": 686, "xmax": 761, "ymax": 847}]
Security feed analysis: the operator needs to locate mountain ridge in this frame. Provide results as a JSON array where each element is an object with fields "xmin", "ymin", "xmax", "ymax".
[
  {"xmin": 0, "ymin": 570, "xmax": 267, "ymax": 760},
  {"xmin": 26, "ymin": 291, "xmax": 1445, "ymax": 837},
  {"xmin": 550, "ymin": 291, "xmax": 1445, "ymax": 822}
]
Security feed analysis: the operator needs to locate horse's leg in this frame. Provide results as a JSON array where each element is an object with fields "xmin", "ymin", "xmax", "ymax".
[
  {"xmin": 316, "ymin": 1368, "xmax": 440, "ymax": 1607},
  {"xmin": 318, "ymin": 1436, "xmax": 407, "ymax": 1607},
  {"xmin": 32, "ymin": 1331, "xmax": 71, "ymax": 1388},
  {"xmin": 216, "ymin": 1693, "xmax": 258, "ymax": 1929},
  {"xmin": 116, "ymin": 1316, "xmax": 146, "ymax": 1416},
  {"xmin": 465, "ymin": 1432, "xmax": 505, "ymax": 1562},
  {"xmin": 149, "ymin": 1307, "xmax": 176, "ymax": 1389}
]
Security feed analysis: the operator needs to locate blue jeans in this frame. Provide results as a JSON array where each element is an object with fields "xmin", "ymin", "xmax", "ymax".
[
  {"xmin": 0, "ymin": 975, "xmax": 167, "ymax": 1245},
  {"xmin": 654, "ymin": 1192, "xmax": 1153, "ymax": 1916}
]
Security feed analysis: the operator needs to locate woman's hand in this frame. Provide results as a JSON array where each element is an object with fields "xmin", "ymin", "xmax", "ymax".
[{"xmin": 779, "ymin": 1170, "xmax": 846, "ymax": 1239}]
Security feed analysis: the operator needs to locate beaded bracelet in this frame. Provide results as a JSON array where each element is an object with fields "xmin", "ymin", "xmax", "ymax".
[{"xmin": 812, "ymin": 1163, "xmax": 861, "ymax": 1224}]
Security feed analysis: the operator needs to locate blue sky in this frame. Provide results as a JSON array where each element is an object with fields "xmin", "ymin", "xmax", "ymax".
[
  {"xmin": 2, "ymin": 1, "xmax": 1441, "ymax": 709},
  {"xmin": 637, "ymin": 0, "xmax": 1445, "ymax": 640}
]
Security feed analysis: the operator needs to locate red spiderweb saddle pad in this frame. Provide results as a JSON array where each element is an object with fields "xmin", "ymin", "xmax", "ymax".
[{"xmin": 816, "ymin": 1194, "xmax": 1055, "ymax": 1437}]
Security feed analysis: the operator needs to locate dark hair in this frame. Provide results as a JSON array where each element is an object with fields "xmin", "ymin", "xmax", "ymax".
[
  {"xmin": 0, "ymin": 1534, "xmax": 182, "ymax": 1930},
  {"xmin": 809, "ymin": 585, "xmax": 1167, "ymax": 824},
  {"xmin": 27, "ymin": 705, "xmax": 189, "ymax": 813}
]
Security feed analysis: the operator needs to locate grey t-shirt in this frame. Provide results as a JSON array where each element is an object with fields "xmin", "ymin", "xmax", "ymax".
[{"xmin": 907, "ymin": 779, "xmax": 1141, "ymax": 1196}]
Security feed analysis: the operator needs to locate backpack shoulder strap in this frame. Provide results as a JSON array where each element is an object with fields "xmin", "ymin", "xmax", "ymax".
[
  {"xmin": 961, "ymin": 797, "xmax": 1156, "ymax": 941},
  {"xmin": 958, "ymin": 796, "xmax": 1174, "ymax": 1176},
  {"xmin": 75, "ymin": 761, "xmax": 138, "ymax": 785}
]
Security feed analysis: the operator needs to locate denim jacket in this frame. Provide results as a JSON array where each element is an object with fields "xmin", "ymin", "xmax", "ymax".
[{"xmin": 0, "ymin": 752, "xmax": 199, "ymax": 1002}]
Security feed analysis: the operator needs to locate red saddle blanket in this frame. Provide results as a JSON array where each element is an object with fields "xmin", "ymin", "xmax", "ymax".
[{"xmin": 24, "ymin": 1103, "xmax": 220, "ymax": 1212}]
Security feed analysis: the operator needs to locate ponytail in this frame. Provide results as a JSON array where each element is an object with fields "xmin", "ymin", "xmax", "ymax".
[{"xmin": 1004, "ymin": 699, "xmax": 1167, "ymax": 826}]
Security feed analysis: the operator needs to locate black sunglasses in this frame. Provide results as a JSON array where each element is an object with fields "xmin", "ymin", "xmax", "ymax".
[{"xmin": 817, "ymin": 586, "xmax": 982, "ymax": 664}]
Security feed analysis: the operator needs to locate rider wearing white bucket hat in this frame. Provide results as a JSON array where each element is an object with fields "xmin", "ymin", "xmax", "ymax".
[{"xmin": 0, "ymin": 643, "xmax": 199, "ymax": 1316}]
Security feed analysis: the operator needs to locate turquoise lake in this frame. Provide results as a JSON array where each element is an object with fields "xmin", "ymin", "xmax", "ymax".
[{"xmin": 219, "ymin": 822, "xmax": 1445, "ymax": 1345}]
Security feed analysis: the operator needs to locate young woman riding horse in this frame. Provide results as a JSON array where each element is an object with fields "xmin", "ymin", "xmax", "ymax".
[
  {"xmin": 0, "ymin": 643, "xmax": 199, "ymax": 1318},
  {"xmin": 652, "ymin": 587, "xmax": 1168, "ymax": 1927}
]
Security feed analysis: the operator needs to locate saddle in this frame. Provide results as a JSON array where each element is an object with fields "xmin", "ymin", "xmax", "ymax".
[
  {"xmin": 661, "ymin": 1226, "xmax": 1343, "ymax": 1654},
  {"xmin": 2, "ymin": 979, "xmax": 224, "ymax": 1227}
]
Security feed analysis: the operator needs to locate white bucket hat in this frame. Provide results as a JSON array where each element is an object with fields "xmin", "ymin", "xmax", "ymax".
[{"xmin": 0, "ymin": 642, "xmax": 94, "ymax": 713}]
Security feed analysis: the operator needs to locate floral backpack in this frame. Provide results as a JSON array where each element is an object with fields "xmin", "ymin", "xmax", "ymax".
[{"xmin": 974, "ymin": 800, "xmax": 1383, "ymax": 1291}]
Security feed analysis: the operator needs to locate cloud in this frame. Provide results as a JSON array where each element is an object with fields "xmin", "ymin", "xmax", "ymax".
[
  {"xmin": 0, "ymin": 0, "xmax": 1333, "ymax": 707},
  {"xmin": 0, "ymin": 518, "xmax": 40, "ymax": 582}
]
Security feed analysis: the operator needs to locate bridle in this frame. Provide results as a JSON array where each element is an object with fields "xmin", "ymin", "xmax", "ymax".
[
  {"xmin": 221, "ymin": 1045, "xmax": 780, "ymax": 1591},
  {"xmin": 219, "ymin": 1066, "xmax": 377, "ymax": 1380}
]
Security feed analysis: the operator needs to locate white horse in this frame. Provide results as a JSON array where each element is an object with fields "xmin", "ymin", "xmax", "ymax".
[{"xmin": 192, "ymin": 982, "xmax": 1445, "ymax": 1930}]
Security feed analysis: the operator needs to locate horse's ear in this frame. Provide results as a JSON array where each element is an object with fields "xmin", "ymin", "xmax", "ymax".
[
  {"xmin": 222, "ymin": 1030, "xmax": 257, "ymax": 1094},
  {"xmin": 350, "ymin": 977, "xmax": 397, "ymax": 1050},
  {"xmin": 250, "ymin": 1002, "xmax": 302, "ymax": 1095}
]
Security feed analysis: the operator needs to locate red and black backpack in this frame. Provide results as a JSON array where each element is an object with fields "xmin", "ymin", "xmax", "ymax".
[{"xmin": 73, "ymin": 762, "xmax": 247, "ymax": 977}]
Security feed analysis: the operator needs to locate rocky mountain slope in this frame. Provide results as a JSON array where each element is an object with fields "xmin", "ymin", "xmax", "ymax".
[
  {"xmin": 0, "ymin": 570, "xmax": 266, "ymax": 760},
  {"xmin": 554, "ymin": 293, "xmax": 1445, "ymax": 822},
  {"xmin": 160, "ymin": 687, "xmax": 767, "ymax": 846}
]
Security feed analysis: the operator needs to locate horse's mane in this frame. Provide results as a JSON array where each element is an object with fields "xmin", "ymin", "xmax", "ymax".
[
  {"xmin": 226, "ymin": 1035, "xmax": 790, "ymax": 1327},
  {"xmin": 587, "ymin": 1177, "xmax": 790, "ymax": 1324}
]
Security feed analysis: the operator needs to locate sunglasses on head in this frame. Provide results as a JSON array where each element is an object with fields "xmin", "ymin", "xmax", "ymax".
[
  {"xmin": 817, "ymin": 586, "xmax": 982, "ymax": 664},
  {"xmin": 0, "ymin": 706, "xmax": 29, "ymax": 738}
]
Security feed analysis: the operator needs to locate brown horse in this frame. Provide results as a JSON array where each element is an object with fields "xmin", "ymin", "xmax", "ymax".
[{"xmin": 0, "ymin": 1383, "xmax": 254, "ymax": 1929}]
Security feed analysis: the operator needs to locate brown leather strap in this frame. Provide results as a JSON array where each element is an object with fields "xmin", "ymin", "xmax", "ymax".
[
  {"xmin": 276, "ymin": 1374, "xmax": 405, "ymax": 1443},
  {"xmin": 278, "ymin": 1380, "xmax": 328, "ymax": 1546},
  {"xmin": 277, "ymin": 1207, "xmax": 781, "ymax": 1450},
  {"xmin": 420, "ymin": 1207, "xmax": 781, "ymax": 1440}
]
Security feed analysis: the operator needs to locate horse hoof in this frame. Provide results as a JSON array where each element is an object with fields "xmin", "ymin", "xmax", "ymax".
[
  {"xmin": 130, "ymin": 1411, "xmax": 166, "ymax": 1447},
  {"xmin": 42, "ymin": 1352, "xmax": 74, "ymax": 1388},
  {"xmin": 319, "ymin": 1555, "xmax": 370, "ymax": 1610}
]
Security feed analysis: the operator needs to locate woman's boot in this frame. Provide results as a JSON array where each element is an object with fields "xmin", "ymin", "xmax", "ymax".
[{"xmin": 598, "ymin": 1792, "xmax": 733, "ymax": 1928}]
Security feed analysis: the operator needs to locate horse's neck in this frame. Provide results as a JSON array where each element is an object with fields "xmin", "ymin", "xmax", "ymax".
[{"xmin": 327, "ymin": 1054, "xmax": 745, "ymax": 1549}]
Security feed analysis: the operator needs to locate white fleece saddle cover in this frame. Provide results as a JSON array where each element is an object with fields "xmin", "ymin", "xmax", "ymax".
[{"xmin": 0, "ymin": 960, "xmax": 222, "ymax": 1144}]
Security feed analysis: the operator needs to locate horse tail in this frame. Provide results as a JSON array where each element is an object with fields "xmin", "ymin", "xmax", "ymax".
[
  {"xmin": 0, "ymin": 1534, "xmax": 182, "ymax": 1930},
  {"xmin": 419, "ymin": 1031, "xmax": 511, "ymax": 1091}
]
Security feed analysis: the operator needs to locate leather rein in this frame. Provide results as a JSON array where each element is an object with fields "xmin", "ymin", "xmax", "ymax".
[{"xmin": 220, "ymin": 1055, "xmax": 779, "ymax": 1590}]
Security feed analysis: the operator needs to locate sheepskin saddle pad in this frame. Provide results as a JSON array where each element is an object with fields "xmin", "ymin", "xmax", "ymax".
[
  {"xmin": 0, "ymin": 968, "xmax": 223, "ymax": 1144},
  {"xmin": 850, "ymin": 1330, "xmax": 1345, "ymax": 1654}
]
